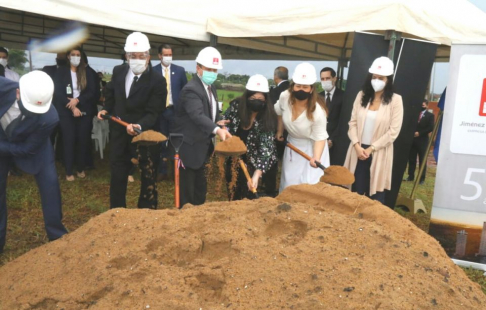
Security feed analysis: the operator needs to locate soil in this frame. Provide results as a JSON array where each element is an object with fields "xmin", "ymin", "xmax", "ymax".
[
  {"xmin": 214, "ymin": 136, "xmax": 247, "ymax": 156},
  {"xmin": 132, "ymin": 130, "xmax": 167, "ymax": 144},
  {"xmin": 1, "ymin": 183, "xmax": 485, "ymax": 309},
  {"xmin": 320, "ymin": 165, "xmax": 355, "ymax": 186}
]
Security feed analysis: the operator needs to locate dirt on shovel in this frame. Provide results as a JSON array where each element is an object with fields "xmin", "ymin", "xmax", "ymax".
[
  {"xmin": 320, "ymin": 165, "xmax": 355, "ymax": 186},
  {"xmin": 131, "ymin": 130, "xmax": 167, "ymax": 145},
  {"xmin": 214, "ymin": 136, "xmax": 247, "ymax": 156}
]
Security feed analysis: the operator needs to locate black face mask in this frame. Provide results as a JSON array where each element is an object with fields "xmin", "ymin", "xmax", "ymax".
[
  {"xmin": 294, "ymin": 90, "xmax": 312, "ymax": 101},
  {"xmin": 421, "ymin": 107, "xmax": 427, "ymax": 111},
  {"xmin": 247, "ymin": 99, "xmax": 266, "ymax": 112},
  {"xmin": 56, "ymin": 58, "xmax": 67, "ymax": 66},
  {"xmin": 18, "ymin": 99, "xmax": 39, "ymax": 118}
]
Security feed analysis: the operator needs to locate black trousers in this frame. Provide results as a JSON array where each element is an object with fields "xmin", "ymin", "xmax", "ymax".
[
  {"xmin": 408, "ymin": 138, "xmax": 428, "ymax": 182},
  {"xmin": 109, "ymin": 129, "xmax": 160, "ymax": 209},
  {"xmin": 180, "ymin": 165, "xmax": 207, "ymax": 207},
  {"xmin": 59, "ymin": 115, "xmax": 92, "ymax": 175},
  {"xmin": 352, "ymin": 144, "xmax": 385, "ymax": 204}
]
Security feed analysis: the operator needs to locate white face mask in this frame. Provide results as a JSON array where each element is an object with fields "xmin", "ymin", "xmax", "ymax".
[
  {"xmin": 70, "ymin": 56, "xmax": 81, "ymax": 67},
  {"xmin": 371, "ymin": 79, "xmax": 386, "ymax": 92},
  {"xmin": 129, "ymin": 59, "xmax": 147, "ymax": 75},
  {"xmin": 321, "ymin": 80, "xmax": 334, "ymax": 92},
  {"xmin": 162, "ymin": 56, "xmax": 172, "ymax": 67},
  {"xmin": 0, "ymin": 58, "xmax": 7, "ymax": 67}
]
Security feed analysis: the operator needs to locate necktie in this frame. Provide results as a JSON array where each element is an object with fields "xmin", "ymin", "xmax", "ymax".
[
  {"xmin": 418, "ymin": 111, "xmax": 424, "ymax": 122},
  {"xmin": 5, "ymin": 113, "xmax": 23, "ymax": 139},
  {"xmin": 164, "ymin": 67, "xmax": 170, "ymax": 107},
  {"xmin": 207, "ymin": 85, "xmax": 214, "ymax": 122},
  {"xmin": 326, "ymin": 92, "xmax": 331, "ymax": 109},
  {"xmin": 129, "ymin": 76, "xmax": 138, "ymax": 97}
]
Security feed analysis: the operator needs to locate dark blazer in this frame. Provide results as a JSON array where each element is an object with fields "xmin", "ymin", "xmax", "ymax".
[
  {"xmin": 171, "ymin": 76, "xmax": 220, "ymax": 169},
  {"xmin": 270, "ymin": 80, "xmax": 290, "ymax": 104},
  {"xmin": 104, "ymin": 64, "xmax": 167, "ymax": 131},
  {"xmin": 42, "ymin": 64, "xmax": 58, "ymax": 81},
  {"xmin": 153, "ymin": 63, "xmax": 187, "ymax": 106},
  {"xmin": 0, "ymin": 77, "xmax": 58, "ymax": 175},
  {"xmin": 53, "ymin": 66, "xmax": 97, "ymax": 117},
  {"xmin": 319, "ymin": 87, "xmax": 344, "ymax": 141},
  {"xmin": 414, "ymin": 110, "xmax": 434, "ymax": 145}
]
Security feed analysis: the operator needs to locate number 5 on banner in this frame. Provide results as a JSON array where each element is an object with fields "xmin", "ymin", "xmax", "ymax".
[{"xmin": 461, "ymin": 168, "xmax": 486, "ymax": 201}]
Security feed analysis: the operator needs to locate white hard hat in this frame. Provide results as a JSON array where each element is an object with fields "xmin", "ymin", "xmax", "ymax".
[
  {"xmin": 19, "ymin": 70, "xmax": 54, "ymax": 114},
  {"xmin": 124, "ymin": 32, "xmax": 150, "ymax": 53},
  {"xmin": 369, "ymin": 56, "xmax": 394, "ymax": 76},
  {"xmin": 292, "ymin": 62, "xmax": 317, "ymax": 85},
  {"xmin": 195, "ymin": 47, "xmax": 223, "ymax": 69},
  {"xmin": 246, "ymin": 74, "xmax": 269, "ymax": 93}
]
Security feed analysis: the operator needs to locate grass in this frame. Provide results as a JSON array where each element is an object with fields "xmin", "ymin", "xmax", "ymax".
[
  {"xmin": 1, "ymin": 154, "xmax": 485, "ymax": 294},
  {"xmin": 217, "ymin": 89, "xmax": 243, "ymax": 111}
]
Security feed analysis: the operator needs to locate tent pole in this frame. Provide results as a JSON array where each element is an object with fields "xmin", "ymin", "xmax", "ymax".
[
  {"xmin": 385, "ymin": 30, "xmax": 402, "ymax": 62},
  {"xmin": 210, "ymin": 34, "xmax": 218, "ymax": 47}
]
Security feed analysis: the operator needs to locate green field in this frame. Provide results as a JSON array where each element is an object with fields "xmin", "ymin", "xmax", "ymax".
[{"xmin": 217, "ymin": 89, "xmax": 244, "ymax": 111}]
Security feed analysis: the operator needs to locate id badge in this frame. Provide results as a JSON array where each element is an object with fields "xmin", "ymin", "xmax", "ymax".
[{"xmin": 66, "ymin": 84, "xmax": 72, "ymax": 95}]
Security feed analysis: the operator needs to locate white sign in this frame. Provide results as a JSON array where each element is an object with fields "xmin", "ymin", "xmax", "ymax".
[{"xmin": 450, "ymin": 55, "xmax": 486, "ymax": 156}]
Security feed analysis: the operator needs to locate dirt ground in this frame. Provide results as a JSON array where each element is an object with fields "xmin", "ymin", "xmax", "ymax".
[{"xmin": 1, "ymin": 183, "xmax": 485, "ymax": 309}]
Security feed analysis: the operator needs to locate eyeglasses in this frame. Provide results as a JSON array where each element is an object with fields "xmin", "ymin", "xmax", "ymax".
[{"xmin": 127, "ymin": 53, "xmax": 149, "ymax": 60}]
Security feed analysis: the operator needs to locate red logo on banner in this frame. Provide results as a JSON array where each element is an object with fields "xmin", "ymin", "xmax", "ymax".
[
  {"xmin": 213, "ymin": 58, "xmax": 219, "ymax": 65},
  {"xmin": 480, "ymin": 78, "xmax": 486, "ymax": 116}
]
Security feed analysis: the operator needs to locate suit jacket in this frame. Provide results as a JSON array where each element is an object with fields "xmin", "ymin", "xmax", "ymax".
[
  {"xmin": 104, "ymin": 64, "xmax": 167, "ymax": 131},
  {"xmin": 171, "ymin": 76, "xmax": 220, "ymax": 169},
  {"xmin": 414, "ymin": 110, "xmax": 434, "ymax": 145},
  {"xmin": 270, "ymin": 80, "xmax": 290, "ymax": 104},
  {"xmin": 153, "ymin": 63, "xmax": 188, "ymax": 106},
  {"xmin": 86, "ymin": 64, "xmax": 101, "ymax": 115},
  {"xmin": 0, "ymin": 77, "xmax": 58, "ymax": 175},
  {"xmin": 42, "ymin": 64, "xmax": 58, "ymax": 81},
  {"xmin": 53, "ymin": 66, "xmax": 97, "ymax": 117},
  {"xmin": 319, "ymin": 87, "xmax": 344, "ymax": 141}
]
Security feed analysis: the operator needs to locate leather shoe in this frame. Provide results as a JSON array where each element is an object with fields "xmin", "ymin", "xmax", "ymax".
[{"xmin": 403, "ymin": 177, "xmax": 413, "ymax": 182}]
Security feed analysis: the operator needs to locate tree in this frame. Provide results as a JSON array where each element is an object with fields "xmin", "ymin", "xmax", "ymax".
[{"xmin": 7, "ymin": 49, "xmax": 28, "ymax": 70}]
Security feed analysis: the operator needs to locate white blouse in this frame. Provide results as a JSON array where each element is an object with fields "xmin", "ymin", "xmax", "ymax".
[
  {"xmin": 71, "ymin": 71, "xmax": 80, "ymax": 99},
  {"xmin": 361, "ymin": 110, "xmax": 377, "ymax": 145},
  {"xmin": 274, "ymin": 90, "xmax": 328, "ymax": 141}
]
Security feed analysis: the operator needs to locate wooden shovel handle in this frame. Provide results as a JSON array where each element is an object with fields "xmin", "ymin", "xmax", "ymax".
[
  {"xmin": 285, "ymin": 141, "xmax": 325, "ymax": 170},
  {"xmin": 102, "ymin": 114, "xmax": 142, "ymax": 134},
  {"xmin": 238, "ymin": 159, "xmax": 257, "ymax": 194}
]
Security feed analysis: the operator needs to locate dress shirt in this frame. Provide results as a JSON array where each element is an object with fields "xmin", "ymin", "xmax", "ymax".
[
  {"xmin": 125, "ymin": 69, "xmax": 141, "ymax": 98},
  {"xmin": 325, "ymin": 86, "xmax": 336, "ymax": 101},
  {"xmin": 0, "ymin": 100, "xmax": 21, "ymax": 131},
  {"xmin": 71, "ymin": 71, "xmax": 80, "ymax": 98},
  {"xmin": 5, "ymin": 68, "xmax": 19, "ymax": 82}
]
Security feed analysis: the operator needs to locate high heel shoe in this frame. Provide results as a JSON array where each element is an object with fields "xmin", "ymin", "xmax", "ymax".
[
  {"xmin": 66, "ymin": 175, "xmax": 75, "ymax": 181},
  {"xmin": 77, "ymin": 171, "xmax": 86, "ymax": 179}
]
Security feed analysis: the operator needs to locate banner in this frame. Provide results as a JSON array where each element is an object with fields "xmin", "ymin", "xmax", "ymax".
[{"xmin": 429, "ymin": 44, "xmax": 486, "ymax": 263}]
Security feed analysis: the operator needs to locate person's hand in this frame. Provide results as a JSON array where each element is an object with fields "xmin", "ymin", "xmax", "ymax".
[
  {"xmin": 72, "ymin": 108, "xmax": 82, "ymax": 117},
  {"xmin": 309, "ymin": 157, "xmax": 320, "ymax": 168},
  {"xmin": 354, "ymin": 143, "xmax": 369, "ymax": 160},
  {"xmin": 216, "ymin": 128, "xmax": 232, "ymax": 141},
  {"xmin": 127, "ymin": 124, "xmax": 141, "ymax": 136},
  {"xmin": 363, "ymin": 147, "xmax": 373, "ymax": 158},
  {"xmin": 276, "ymin": 131, "xmax": 284, "ymax": 142},
  {"xmin": 328, "ymin": 139, "xmax": 333, "ymax": 148},
  {"xmin": 216, "ymin": 120, "xmax": 230, "ymax": 127},
  {"xmin": 414, "ymin": 131, "xmax": 419, "ymax": 137},
  {"xmin": 97, "ymin": 110, "xmax": 108, "ymax": 120},
  {"xmin": 248, "ymin": 170, "xmax": 262, "ymax": 191},
  {"xmin": 66, "ymin": 97, "xmax": 78, "ymax": 110}
]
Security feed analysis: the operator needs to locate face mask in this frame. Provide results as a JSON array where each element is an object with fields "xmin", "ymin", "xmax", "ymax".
[
  {"xmin": 162, "ymin": 56, "xmax": 172, "ymax": 67},
  {"xmin": 201, "ymin": 70, "xmax": 217, "ymax": 85},
  {"xmin": 70, "ymin": 56, "xmax": 81, "ymax": 67},
  {"xmin": 294, "ymin": 90, "xmax": 312, "ymax": 101},
  {"xmin": 247, "ymin": 99, "xmax": 266, "ymax": 112},
  {"xmin": 371, "ymin": 79, "xmax": 386, "ymax": 92},
  {"xmin": 0, "ymin": 58, "xmax": 7, "ymax": 67},
  {"xmin": 321, "ymin": 80, "xmax": 334, "ymax": 92},
  {"xmin": 56, "ymin": 58, "xmax": 67, "ymax": 66},
  {"xmin": 129, "ymin": 59, "xmax": 147, "ymax": 75},
  {"xmin": 421, "ymin": 106, "xmax": 427, "ymax": 111}
]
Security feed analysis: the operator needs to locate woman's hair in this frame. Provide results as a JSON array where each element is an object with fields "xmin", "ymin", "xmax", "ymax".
[
  {"xmin": 360, "ymin": 73, "xmax": 394, "ymax": 107},
  {"xmin": 288, "ymin": 81, "xmax": 328, "ymax": 121},
  {"xmin": 236, "ymin": 90, "xmax": 277, "ymax": 132},
  {"xmin": 67, "ymin": 46, "xmax": 87, "ymax": 91}
]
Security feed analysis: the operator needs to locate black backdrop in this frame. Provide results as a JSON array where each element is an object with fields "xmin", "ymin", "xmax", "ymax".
[{"xmin": 332, "ymin": 32, "xmax": 437, "ymax": 208}]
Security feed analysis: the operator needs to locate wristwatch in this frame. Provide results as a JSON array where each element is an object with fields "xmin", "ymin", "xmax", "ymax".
[{"xmin": 370, "ymin": 145, "xmax": 376, "ymax": 153}]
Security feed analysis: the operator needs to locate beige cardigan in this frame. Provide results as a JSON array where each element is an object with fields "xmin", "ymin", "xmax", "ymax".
[{"xmin": 344, "ymin": 91, "xmax": 404, "ymax": 195}]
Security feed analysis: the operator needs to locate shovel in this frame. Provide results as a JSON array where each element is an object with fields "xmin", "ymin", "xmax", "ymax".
[
  {"xmin": 101, "ymin": 114, "xmax": 167, "ymax": 145},
  {"xmin": 170, "ymin": 133, "xmax": 184, "ymax": 209},
  {"xmin": 285, "ymin": 141, "xmax": 326, "ymax": 170}
]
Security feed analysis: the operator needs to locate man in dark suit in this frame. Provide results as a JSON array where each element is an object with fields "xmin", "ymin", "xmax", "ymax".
[
  {"xmin": 406, "ymin": 100, "xmax": 434, "ymax": 184},
  {"xmin": 0, "ymin": 72, "xmax": 68, "ymax": 254},
  {"xmin": 263, "ymin": 66, "xmax": 290, "ymax": 197},
  {"xmin": 171, "ymin": 47, "xmax": 232, "ymax": 207},
  {"xmin": 98, "ymin": 32, "xmax": 167, "ymax": 209},
  {"xmin": 153, "ymin": 44, "xmax": 188, "ymax": 181},
  {"xmin": 318, "ymin": 67, "xmax": 344, "ymax": 165}
]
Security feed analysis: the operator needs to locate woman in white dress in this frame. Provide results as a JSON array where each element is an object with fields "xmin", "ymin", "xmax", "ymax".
[{"xmin": 275, "ymin": 62, "xmax": 330, "ymax": 192}]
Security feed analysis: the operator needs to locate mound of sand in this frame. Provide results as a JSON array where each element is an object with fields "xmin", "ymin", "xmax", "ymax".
[{"xmin": 1, "ymin": 183, "xmax": 485, "ymax": 309}]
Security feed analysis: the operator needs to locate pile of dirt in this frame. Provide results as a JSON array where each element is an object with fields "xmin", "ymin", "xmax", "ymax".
[
  {"xmin": 1, "ymin": 183, "xmax": 485, "ymax": 309},
  {"xmin": 320, "ymin": 165, "xmax": 355, "ymax": 186},
  {"xmin": 215, "ymin": 136, "xmax": 247, "ymax": 156},
  {"xmin": 132, "ymin": 130, "xmax": 167, "ymax": 144}
]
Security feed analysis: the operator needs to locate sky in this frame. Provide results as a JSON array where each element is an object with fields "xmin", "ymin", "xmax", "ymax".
[{"xmin": 25, "ymin": 0, "xmax": 486, "ymax": 95}]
